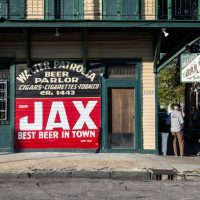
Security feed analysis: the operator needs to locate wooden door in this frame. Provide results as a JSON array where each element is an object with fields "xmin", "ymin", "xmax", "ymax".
[{"xmin": 108, "ymin": 88, "xmax": 135, "ymax": 148}]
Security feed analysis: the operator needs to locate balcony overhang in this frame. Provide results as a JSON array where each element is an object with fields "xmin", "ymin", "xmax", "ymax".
[
  {"xmin": 1, "ymin": 20, "xmax": 200, "ymax": 28},
  {"xmin": 155, "ymin": 28, "xmax": 200, "ymax": 73},
  {"xmin": 157, "ymin": 36, "xmax": 200, "ymax": 73}
]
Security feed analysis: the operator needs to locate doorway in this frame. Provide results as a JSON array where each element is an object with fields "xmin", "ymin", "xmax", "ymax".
[
  {"xmin": 101, "ymin": 61, "xmax": 142, "ymax": 151},
  {"xmin": 0, "ymin": 63, "xmax": 15, "ymax": 152}
]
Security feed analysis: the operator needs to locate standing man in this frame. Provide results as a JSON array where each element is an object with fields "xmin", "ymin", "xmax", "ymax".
[{"xmin": 170, "ymin": 104, "xmax": 184, "ymax": 157}]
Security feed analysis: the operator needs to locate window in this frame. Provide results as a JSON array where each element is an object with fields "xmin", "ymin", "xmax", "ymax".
[
  {"xmin": 46, "ymin": 0, "xmax": 83, "ymax": 20},
  {"xmin": 0, "ymin": 80, "xmax": 8, "ymax": 121},
  {"xmin": 0, "ymin": 0, "xmax": 8, "ymax": 18},
  {"xmin": 107, "ymin": 64, "xmax": 137, "ymax": 79},
  {"xmin": 0, "ymin": 0, "xmax": 23, "ymax": 19},
  {"xmin": 103, "ymin": 0, "xmax": 139, "ymax": 20}
]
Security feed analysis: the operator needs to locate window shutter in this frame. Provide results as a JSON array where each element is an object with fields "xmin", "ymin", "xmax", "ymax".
[
  {"xmin": 61, "ymin": 0, "xmax": 74, "ymax": 19},
  {"xmin": 76, "ymin": 0, "xmax": 83, "ymax": 20},
  {"xmin": 9, "ymin": 0, "xmax": 22, "ymax": 19},
  {"xmin": 103, "ymin": 0, "xmax": 118, "ymax": 20},
  {"xmin": 0, "ymin": 0, "xmax": 8, "ymax": 18},
  {"xmin": 120, "ymin": 0, "xmax": 138, "ymax": 20},
  {"xmin": 61, "ymin": 0, "xmax": 83, "ymax": 20},
  {"xmin": 46, "ymin": 0, "xmax": 83, "ymax": 20},
  {"xmin": 46, "ymin": 0, "xmax": 55, "ymax": 20}
]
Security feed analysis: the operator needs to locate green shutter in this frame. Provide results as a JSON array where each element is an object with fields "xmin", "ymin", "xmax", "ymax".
[
  {"xmin": 120, "ymin": 0, "xmax": 139, "ymax": 20},
  {"xmin": 77, "ymin": 0, "xmax": 83, "ymax": 20},
  {"xmin": 0, "ymin": 0, "xmax": 8, "ymax": 18},
  {"xmin": 61, "ymin": 0, "xmax": 83, "ymax": 20},
  {"xmin": 20, "ymin": 0, "xmax": 25, "ymax": 18},
  {"xmin": 45, "ymin": 0, "xmax": 55, "ymax": 20},
  {"xmin": 103, "ymin": 0, "xmax": 118, "ymax": 20},
  {"xmin": 61, "ymin": 0, "xmax": 73, "ymax": 19},
  {"xmin": 9, "ymin": 0, "xmax": 22, "ymax": 19},
  {"xmin": 46, "ymin": 0, "xmax": 83, "ymax": 20},
  {"xmin": 103, "ymin": 0, "xmax": 139, "ymax": 20},
  {"xmin": 198, "ymin": 0, "xmax": 200, "ymax": 20}
]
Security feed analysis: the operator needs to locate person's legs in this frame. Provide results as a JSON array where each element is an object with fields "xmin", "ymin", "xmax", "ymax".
[
  {"xmin": 177, "ymin": 132, "xmax": 184, "ymax": 156},
  {"xmin": 172, "ymin": 133, "xmax": 178, "ymax": 156}
]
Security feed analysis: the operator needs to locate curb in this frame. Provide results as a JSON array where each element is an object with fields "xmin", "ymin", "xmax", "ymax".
[
  {"xmin": 0, "ymin": 171, "xmax": 199, "ymax": 181},
  {"xmin": 0, "ymin": 170, "xmax": 151, "ymax": 181}
]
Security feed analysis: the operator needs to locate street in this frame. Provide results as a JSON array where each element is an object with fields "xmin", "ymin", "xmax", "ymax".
[{"xmin": 0, "ymin": 178, "xmax": 199, "ymax": 200}]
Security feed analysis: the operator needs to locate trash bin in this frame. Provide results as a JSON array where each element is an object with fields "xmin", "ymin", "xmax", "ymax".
[{"xmin": 161, "ymin": 132, "xmax": 169, "ymax": 156}]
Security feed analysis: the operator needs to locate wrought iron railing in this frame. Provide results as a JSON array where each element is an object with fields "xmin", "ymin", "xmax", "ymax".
[{"xmin": 158, "ymin": 0, "xmax": 199, "ymax": 20}]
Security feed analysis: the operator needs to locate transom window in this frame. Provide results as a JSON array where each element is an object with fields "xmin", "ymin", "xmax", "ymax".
[{"xmin": 107, "ymin": 64, "xmax": 137, "ymax": 79}]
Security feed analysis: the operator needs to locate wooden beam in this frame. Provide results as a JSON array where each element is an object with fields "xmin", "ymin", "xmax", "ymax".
[
  {"xmin": 1, "ymin": 21, "xmax": 200, "ymax": 28},
  {"xmin": 24, "ymin": 28, "xmax": 31, "ymax": 68},
  {"xmin": 83, "ymin": 28, "xmax": 88, "ymax": 73},
  {"xmin": 153, "ymin": 29, "xmax": 163, "ymax": 73}
]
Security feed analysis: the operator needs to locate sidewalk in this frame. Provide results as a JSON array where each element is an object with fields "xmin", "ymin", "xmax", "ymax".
[{"xmin": 0, "ymin": 152, "xmax": 199, "ymax": 180}]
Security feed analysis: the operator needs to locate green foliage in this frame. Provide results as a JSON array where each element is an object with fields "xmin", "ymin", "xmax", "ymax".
[{"xmin": 158, "ymin": 60, "xmax": 185, "ymax": 108}]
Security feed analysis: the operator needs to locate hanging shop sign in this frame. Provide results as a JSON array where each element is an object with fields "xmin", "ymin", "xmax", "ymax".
[
  {"xmin": 180, "ymin": 53, "xmax": 200, "ymax": 83},
  {"xmin": 15, "ymin": 61, "xmax": 101, "ymax": 149}
]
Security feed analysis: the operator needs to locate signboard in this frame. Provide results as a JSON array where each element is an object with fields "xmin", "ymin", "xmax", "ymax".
[
  {"xmin": 181, "ymin": 53, "xmax": 200, "ymax": 83},
  {"xmin": 16, "ymin": 61, "xmax": 100, "ymax": 97},
  {"xmin": 15, "ymin": 61, "xmax": 101, "ymax": 149}
]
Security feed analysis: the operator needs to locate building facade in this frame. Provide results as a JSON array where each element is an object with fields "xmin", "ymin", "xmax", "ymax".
[{"xmin": 0, "ymin": 0, "xmax": 199, "ymax": 153}]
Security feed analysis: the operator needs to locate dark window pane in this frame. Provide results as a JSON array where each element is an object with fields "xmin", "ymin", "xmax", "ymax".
[
  {"xmin": 0, "ymin": 100, "xmax": 6, "ymax": 110},
  {"xmin": 54, "ymin": 0, "xmax": 61, "ymax": 19},
  {"xmin": 0, "ymin": 91, "xmax": 5, "ymax": 98},
  {"xmin": 0, "ymin": 82, "xmax": 6, "ymax": 90},
  {"xmin": 158, "ymin": 0, "xmax": 168, "ymax": 19},
  {"xmin": 0, "ymin": 111, "xmax": 6, "ymax": 120}
]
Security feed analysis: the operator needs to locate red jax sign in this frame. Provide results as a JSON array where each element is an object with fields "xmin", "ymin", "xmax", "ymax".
[{"xmin": 15, "ymin": 61, "xmax": 101, "ymax": 149}]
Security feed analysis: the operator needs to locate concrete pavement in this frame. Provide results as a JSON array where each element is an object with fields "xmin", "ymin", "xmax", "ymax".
[{"xmin": 0, "ymin": 152, "xmax": 199, "ymax": 180}]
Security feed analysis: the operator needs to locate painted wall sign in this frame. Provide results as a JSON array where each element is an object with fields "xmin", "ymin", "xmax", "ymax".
[
  {"xmin": 181, "ymin": 53, "xmax": 200, "ymax": 83},
  {"xmin": 15, "ymin": 61, "xmax": 101, "ymax": 149},
  {"xmin": 16, "ymin": 61, "xmax": 100, "ymax": 97}
]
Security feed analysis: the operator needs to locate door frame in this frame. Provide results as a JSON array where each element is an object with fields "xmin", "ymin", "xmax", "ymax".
[
  {"xmin": 0, "ymin": 61, "xmax": 15, "ymax": 152},
  {"xmin": 101, "ymin": 60, "xmax": 142, "ymax": 153}
]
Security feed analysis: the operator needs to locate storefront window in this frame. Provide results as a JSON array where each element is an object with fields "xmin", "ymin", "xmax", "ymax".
[{"xmin": 0, "ymin": 80, "xmax": 8, "ymax": 121}]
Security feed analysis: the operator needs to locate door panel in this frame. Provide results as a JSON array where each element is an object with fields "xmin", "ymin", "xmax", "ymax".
[{"xmin": 108, "ymin": 88, "xmax": 135, "ymax": 148}]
